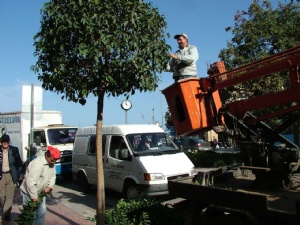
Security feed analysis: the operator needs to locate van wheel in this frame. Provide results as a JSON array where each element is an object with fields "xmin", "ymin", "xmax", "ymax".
[
  {"xmin": 123, "ymin": 180, "xmax": 140, "ymax": 199},
  {"xmin": 78, "ymin": 173, "xmax": 91, "ymax": 193}
]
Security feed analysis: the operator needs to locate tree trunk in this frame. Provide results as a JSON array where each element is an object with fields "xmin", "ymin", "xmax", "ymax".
[{"xmin": 96, "ymin": 91, "xmax": 105, "ymax": 225}]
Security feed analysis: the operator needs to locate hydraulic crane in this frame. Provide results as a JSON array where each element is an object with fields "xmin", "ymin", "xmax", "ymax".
[
  {"xmin": 163, "ymin": 45, "xmax": 300, "ymax": 189},
  {"xmin": 162, "ymin": 45, "xmax": 300, "ymax": 225}
]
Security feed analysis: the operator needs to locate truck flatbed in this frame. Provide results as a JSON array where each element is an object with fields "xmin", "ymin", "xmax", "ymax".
[{"xmin": 168, "ymin": 169, "xmax": 300, "ymax": 225}]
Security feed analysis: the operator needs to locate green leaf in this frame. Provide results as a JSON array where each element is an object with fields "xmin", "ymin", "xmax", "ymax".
[{"xmin": 16, "ymin": 191, "xmax": 47, "ymax": 225}]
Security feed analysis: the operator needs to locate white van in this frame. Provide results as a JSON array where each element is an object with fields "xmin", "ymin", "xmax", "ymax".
[{"xmin": 72, "ymin": 124, "xmax": 197, "ymax": 198}]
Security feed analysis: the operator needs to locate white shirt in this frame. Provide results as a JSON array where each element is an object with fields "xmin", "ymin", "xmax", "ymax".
[
  {"xmin": 20, "ymin": 154, "xmax": 56, "ymax": 199},
  {"xmin": 169, "ymin": 44, "xmax": 199, "ymax": 78}
]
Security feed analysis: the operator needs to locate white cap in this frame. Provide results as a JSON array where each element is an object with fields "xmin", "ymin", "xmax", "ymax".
[{"xmin": 174, "ymin": 33, "xmax": 188, "ymax": 40}]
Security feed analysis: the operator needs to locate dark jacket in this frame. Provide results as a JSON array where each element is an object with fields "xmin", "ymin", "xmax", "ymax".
[{"xmin": 0, "ymin": 145, "xmax": 24, "ymax": 183}]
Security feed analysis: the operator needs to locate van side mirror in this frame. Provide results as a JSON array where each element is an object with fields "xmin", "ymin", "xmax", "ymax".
[{"xmin": 118, "ymin": 149, "xmax": 132, "ymax": 161}]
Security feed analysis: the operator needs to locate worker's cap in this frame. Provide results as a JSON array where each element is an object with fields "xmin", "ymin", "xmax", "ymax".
[
  {"xmin": 1, "ymin": 134, "xmax": 10, "ymax": 143},
  {"xmin": 174, "ymin": 33, "xmax": 188, "ymax": 40},
  {"xmin": 47, "ymin": 145, "xmax": 61, "ymax": 160}
]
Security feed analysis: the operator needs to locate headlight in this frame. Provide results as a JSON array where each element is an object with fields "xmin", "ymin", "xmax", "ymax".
[{"xmin": 144, "ymin": 173, "xmax": 165, "ymax": 181}]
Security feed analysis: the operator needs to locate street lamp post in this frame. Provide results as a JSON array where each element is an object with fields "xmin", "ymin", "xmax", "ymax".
[{"xmin": 121, "ymin": 100, "xmax": 132, "ymax": 124}]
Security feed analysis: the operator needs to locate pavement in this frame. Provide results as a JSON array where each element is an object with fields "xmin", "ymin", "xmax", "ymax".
[{"xmin": 2, "ymin": 188, "xmax": 96, "ymax": 225}]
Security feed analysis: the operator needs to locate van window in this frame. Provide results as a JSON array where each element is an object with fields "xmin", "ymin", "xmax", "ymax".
[
  {"xmin": 74, "ymin": 136, "xmax": 88, "ymax": 153},
  {"xmin": 109, "ymin": 136, "xmax": 127, "ymax": 159},
  {"xmin": 88, "ymin": 135, "xmax": 106, "ymax": 156},
  {"xmin": 102, "ymin": 135, "xmax": 106, "ymax": 155},
  {"xmin": 88, "ymin": 136, "xmax": 96, "ymax": 154}
]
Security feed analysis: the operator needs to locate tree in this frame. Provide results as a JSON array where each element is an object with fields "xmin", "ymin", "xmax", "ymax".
[
  {"xmin": 31, "ymin": 0, "xmax": 170, "ymax": 224},
  {"xmin": 220, "ymin": 0, "xmax": 300, "ymax": 69},
  {"xmin": 164, "ymin": 109, "xmax": 174, "ymax": 127},
  {"xmin": 218, "ymin": 0, "xmax": 300, "ymax": 132}
]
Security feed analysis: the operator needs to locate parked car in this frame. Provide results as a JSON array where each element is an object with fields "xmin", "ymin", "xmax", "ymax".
[{"xmin": 174, "ymin": 136, "xmax": 211, "ymax": 151}]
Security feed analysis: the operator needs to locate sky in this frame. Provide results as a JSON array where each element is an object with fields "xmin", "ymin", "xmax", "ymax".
[{"xmin": 0, "ymin": 0, "xmax": 281, "ymax": 129}]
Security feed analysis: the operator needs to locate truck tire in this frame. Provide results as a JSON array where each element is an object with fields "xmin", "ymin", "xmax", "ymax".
[
  {"xmin": 78, "ymin": 172, "xmax": 91, "ymax": 193},
  {"xmin": 123, "ymin": 180, "xmax": 140, "ymax": 199}
]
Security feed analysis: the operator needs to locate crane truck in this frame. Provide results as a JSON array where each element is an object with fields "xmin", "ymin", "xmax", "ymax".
[{"xmin": 162, "ymin": 45, "xmax": 300, "ymax": 225}]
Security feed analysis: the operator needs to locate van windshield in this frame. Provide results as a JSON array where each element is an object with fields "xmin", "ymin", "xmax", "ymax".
[
  {"xmin": 47, "ymin": 128, "xmax": 77, "ymax": 145},
  {"xmin": 126, "ymin": 132, "xmax": 179, "ymax": 156}
]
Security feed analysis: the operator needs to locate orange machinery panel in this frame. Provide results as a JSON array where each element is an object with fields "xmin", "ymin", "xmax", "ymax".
[{"xmin": 162, "ymin": 77, "xmax": 209, "ymax": 136}]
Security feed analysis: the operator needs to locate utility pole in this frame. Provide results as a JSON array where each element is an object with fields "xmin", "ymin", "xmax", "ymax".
[
  {"xmin": 29, "ymin": 83, "xmax": 34, "ymax": 160},
  {"xmin": 30, "ymin": 84, "xmax": 34, "ymax": 144},
  {"xmin": 161, "ymin": 93, "xmax": 164, "ymax": 130},
  {"xmin": 152, "ymin": 108, "xmax": 155, "ymax": 124}
]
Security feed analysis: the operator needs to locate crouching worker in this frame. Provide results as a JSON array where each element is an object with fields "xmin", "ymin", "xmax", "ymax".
[{"xmin": 20, "ymin": 146, "xmax": 60, "ymax": 225}]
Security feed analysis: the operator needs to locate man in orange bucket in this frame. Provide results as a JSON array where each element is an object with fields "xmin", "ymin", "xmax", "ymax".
[{"xmin": 168, "ymin": 33, "xmax": 199, "ymax": 82}]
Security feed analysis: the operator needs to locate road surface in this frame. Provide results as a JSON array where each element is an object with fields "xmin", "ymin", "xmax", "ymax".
[{"xmin": 49, "ymin": 177, "xmax": 121, "ymax": 220}]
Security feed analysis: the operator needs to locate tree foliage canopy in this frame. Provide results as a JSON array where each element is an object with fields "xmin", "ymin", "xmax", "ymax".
[
  {"xmin": 32, "ymin": 0, "xmax": 170, "ymax": 105},
  {"xmin": 219, "ymin": 0, "xmax": 300, "ymax": 69},
  {"xmin": 164, "ymin": 111, "xmax": 173, "ymax": 127},
  {"xmin": 218, "ymin": 0, "xmax": 300, "ymax": 108}
]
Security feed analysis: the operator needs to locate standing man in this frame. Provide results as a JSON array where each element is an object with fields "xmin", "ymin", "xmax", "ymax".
[
  {"xmin": 20, "ymin": 146, "xmax": 60, "ymax": 225},
  {"xmin": 168, "ymin": 33, "xmax": 199, "ymax": 82},
  {"xmin": 0, "ymin": 134, "xmax": 24, "ymax": 222}
]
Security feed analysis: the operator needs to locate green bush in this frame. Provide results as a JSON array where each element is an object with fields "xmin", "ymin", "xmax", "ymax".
[
  {"xmin": 186, "ymin": 151, "xmax": 241, "ymax": 168},
  {"xmin": 104, "ymin": 197, "xmax": 184, "ymax": 225}
]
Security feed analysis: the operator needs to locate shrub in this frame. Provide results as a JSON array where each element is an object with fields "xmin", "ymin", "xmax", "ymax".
[
  {"xmin": 104, "ymin": 197, "xmax": 184, "ymax": 225},
  {"xmin": 186, "ymin": 151, "xmax": 241, "ymax": 168}
]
